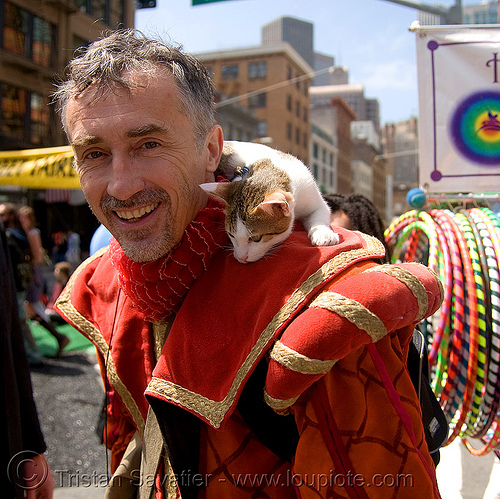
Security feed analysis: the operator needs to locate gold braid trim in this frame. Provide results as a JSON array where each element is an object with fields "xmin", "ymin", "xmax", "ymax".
[
  {"xmin": 55, "ymin": 248, "xmax": 146, "ymax": 437},
  {"xmin": 263, "ymin": 389, "xmax": 299, "ymax": 413},
  {"xmin": 146, "ymin": 233, "xmax": 385, "ymax": 428},
  {"xmin": 363, "ymin": 263, "xmax": 431, "ymax": 322},
  {"xmin": 309, "ymin": 291, "xmax": 387, "ymax": 342},
  {"xmin": 269, "ymin": 340, "xmax": 337, "ymax": 374}
]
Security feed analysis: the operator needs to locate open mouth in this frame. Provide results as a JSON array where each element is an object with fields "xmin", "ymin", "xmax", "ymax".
[{"xmin": 115, "ymin": 203, "xmax": 158, "ymax": 222}]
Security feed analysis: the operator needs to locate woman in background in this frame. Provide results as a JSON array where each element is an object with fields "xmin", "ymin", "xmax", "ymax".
[{"xmin": 19, "ymin": 206, "xmax": 69, "ymax": 355}]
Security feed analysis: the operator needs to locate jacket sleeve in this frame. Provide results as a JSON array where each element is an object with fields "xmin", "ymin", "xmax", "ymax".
[{"xmin": 264, "ymin": 262, "xmax": 443, "ymax": 412}]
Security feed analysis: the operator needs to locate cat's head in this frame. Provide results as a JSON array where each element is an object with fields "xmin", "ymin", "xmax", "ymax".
[{"xmin": 201, "ymin": 169, "xmax": 294, "ymax": 263}]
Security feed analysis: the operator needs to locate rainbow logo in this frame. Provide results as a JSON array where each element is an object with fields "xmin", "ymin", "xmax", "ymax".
[{"xmin": 449, "ymin": 90, "xmax": 500, "ymax": 165}]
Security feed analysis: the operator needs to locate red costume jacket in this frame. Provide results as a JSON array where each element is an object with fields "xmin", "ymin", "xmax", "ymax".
[{"xmin": 56, "ymin": 226, "xmax": 443, "ymax": 498}]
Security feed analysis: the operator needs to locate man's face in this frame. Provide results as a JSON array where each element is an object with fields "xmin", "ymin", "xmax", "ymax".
[{"xmin": 66, "ymin": 71, "xmax": 222, "ymax": 262}]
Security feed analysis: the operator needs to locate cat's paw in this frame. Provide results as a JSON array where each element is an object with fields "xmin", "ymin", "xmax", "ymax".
[{"xmin": 308, "ymin": 225, "xmax": 340, "ymax": 246}]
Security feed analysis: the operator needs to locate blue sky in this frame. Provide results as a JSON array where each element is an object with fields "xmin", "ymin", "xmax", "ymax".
[{"xmin": 136, "ymin": 0, "xmax": 484, "ymax": 126}]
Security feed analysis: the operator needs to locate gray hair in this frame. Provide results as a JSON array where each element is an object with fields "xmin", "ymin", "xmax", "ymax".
[{"xmin": 53, "ymin": 29, "xmax": 217, "ymax": 146}]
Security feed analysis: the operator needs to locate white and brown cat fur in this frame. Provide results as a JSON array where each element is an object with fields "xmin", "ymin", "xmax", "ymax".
[{"xmin": 201, "ymin": 141, "xmax": 339, "ymax": 263}]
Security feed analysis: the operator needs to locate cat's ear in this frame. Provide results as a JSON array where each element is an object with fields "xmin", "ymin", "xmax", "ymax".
[
  {"xmin": 200, "ymin": 181, "xmax": 234, "ymax": 203},
  {"xmin": 253, "ymin": 191, "xmax": 293, "ymax": 217}
]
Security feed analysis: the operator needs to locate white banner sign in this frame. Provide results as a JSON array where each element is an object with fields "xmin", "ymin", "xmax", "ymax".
[{"xmin": 415, "ymin": 25, "xmax": 500, "ymax": 193}]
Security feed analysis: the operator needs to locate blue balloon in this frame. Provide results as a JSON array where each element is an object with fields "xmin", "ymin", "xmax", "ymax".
[
  {"xmin": 90, "ymin": 224, "xmax": 112, "ymax": 255},
  {"xmin": 407, "ymin": 188, "xmax": 426, "ymax": 209}
]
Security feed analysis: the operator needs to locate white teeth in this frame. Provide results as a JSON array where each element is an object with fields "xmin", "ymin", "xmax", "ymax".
[{"xmin": 116, "ymin": 203, "xmax": 157, "ymax": 220}]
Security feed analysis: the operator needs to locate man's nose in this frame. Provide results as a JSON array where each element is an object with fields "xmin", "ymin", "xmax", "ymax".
[{"xmin": 107, "ymin": 154, "xmax": 145, "ymax": 200}]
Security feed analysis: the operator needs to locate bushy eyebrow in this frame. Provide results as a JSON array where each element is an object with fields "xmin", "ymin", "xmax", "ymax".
[
  {"xmin": 71, "ymin": 123, "xmax": 170, "ymax": 148},
  {"xmin": 72, "ymin": 135, "xmax": 100, "ymax": 148}
]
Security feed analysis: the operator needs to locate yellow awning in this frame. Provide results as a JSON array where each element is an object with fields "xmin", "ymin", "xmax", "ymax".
[{"xmin": 0, "ymin": 145, "xmax": 80, "ymax": 189}]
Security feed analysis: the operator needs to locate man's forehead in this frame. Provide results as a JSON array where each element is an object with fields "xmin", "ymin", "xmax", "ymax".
[
  {"xmin": 75, "ymin": 66, "xmax": 174, "ymax": 99},
  {"xmin": 66, "ymin": 73, "xmax": 179, "ymax": 140}
]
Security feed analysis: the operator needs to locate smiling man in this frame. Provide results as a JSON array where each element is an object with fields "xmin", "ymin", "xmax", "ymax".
[
  {"xmin": 54, "ymin": 30, "xmax": 444, "ymax": 499},
  {"xmin": 63, "ymin": 63, "xmax": 221, "ymax": 262}
]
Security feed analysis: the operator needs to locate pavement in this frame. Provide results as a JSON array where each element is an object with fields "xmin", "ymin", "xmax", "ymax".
[{"xmin": 27, "ymin": 321, "xmax": 500, "ymax": 499}]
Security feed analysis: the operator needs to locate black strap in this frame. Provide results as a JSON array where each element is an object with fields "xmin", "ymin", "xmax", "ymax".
[
  {"xmin": 148, "ymin": 396, "xmax": 202, "ymax": 499},
  {"xmin": 237, "ymin": 357, "xmax": 299, "ymax": 462}
]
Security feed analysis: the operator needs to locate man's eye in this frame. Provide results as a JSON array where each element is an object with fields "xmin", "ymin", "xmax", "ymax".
[
  {"xmin": 87, "ymin": 151, "xmax": 104, "ymax": 159},
  {"xmin": 143, "ymin": 141, "xmax": 160, "ymax": 149}
]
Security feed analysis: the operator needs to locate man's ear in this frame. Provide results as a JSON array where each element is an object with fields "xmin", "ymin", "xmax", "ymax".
[{"xmin": 204, "ymin": 125, "xmax": 224, "ymax": 181}]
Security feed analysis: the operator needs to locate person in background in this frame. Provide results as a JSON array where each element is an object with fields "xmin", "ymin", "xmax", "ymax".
[
  {"xmin": 45, "ymin": 261, "xmax": 73, "ymax": 325},
  {"xmin": 0, "ymin": 203, "xmax": 44, "ymax": 365},
  {"xmin": 19, "ymin": 206, "xmax": 69, "ymax": 356},
  {"xmin": 0, "ymin": 218, "xmax": 54, "ymax": 498},
  {"xmin": 64, "ymin": 230, "xmax": 81, "ymax": 270},
  {"xmin": 324, "ymin": 193, "xmax": 392, "ymax": 263}
]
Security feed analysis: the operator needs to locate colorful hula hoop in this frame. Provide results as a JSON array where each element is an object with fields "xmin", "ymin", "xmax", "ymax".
[{"xmin": 389, "ymin": 201, "xmax": 500, "ymax": 455}]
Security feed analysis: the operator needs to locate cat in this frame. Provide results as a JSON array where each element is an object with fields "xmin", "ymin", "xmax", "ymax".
[{"xmin": 200, "ymin": 140, "xmax": 339, "ymax": 263}]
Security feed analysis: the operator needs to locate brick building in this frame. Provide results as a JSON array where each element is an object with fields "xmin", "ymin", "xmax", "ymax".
[
  {"xmin": 0, "ymin": 0, "xmax": 135, "ymax": 150},
  {"xmin": 197, "ymin": 43, "xmax": 312, "ymax": 164}
]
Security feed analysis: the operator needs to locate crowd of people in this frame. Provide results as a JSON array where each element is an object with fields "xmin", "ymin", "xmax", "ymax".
[{"xmin": 0, "ymin": 202, "xmax": 78, "ymax": 364}]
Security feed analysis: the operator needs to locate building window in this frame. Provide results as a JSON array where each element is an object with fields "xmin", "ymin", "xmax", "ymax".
[
  {"xmin": 257, "ymin": 120, "xmax": 267, "ymax": 137},
  {"xmin": 3, "ymin": 2, "xmax": 29, "ymax": 57},
  {"xmin": 1, "ymin": 82, "xmax": 52, "ymax": 145},
  {"xmin": 248, "ymin": 92, "xmax": 266, "ymax": 108},
  {"xmin": 295, "ymin": 101, "xmax": 300, "ymax": 118},
  {"xmin": 286, "ymin": 123, "xmax": 292, "ymax": 140},
  {"xmin": 222, "ymin": 65, "xmax": 239, "ymax": 80},
  {"xmin": 1, "ymin": 83, "xmax": 26, "ymax": 139},
  {"xmin": 248, "ymin": 61, "xmax": 267, "ymax": 79},
  {"xmin": 91, "ymin": 0, "xmax": 106, "ymax": 20},
  {"xmin": 2, "ymin": 2, "xmax": 56, "ymax": 68},
  {"xmin": 76, "ymin": 0, "xmax": 125, "ymax": 26},
  {"xmin": 30, "ymin": 92, "xmax": 50, "ymax": 145},
  {"xmin": 287, "ymin": 94, "xmax": 292, "ymax": 111},
  {"xmin": 313, "ymin": 142, "xmax": 319, "ymax": 159},
  {"xmin": 32, "ymin": 17, "xmax": 53, "ymax": 67},
  {"xmin": 303, "ymin": 107, "xmax": 308, "ymax": 123},
  {"xmin": 109, "ymin": 0, "xmax": 125, "ymax": 27}
]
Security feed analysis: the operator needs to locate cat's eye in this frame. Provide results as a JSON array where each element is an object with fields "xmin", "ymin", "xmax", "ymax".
[{"xmin": 250, "ymin": 235, "xmax": 262, "ymax": 242}]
